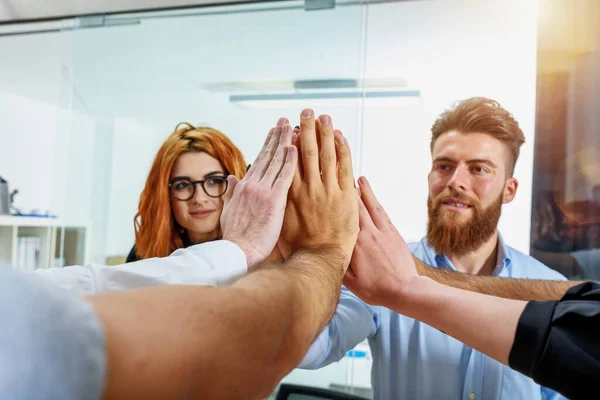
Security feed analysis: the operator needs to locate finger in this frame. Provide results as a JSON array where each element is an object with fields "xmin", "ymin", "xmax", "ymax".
[
  {"xmin": 272, "ymin": 146, "xmax": 298, "ymax": 195},
  {"xmin": 277, "ymin": 117, "xmax": 289, "ymax": 128},
  {"xmin": 357, "ymin": 190, "xmax": 377, "ymax": 231},
  {"xmin": 358, "ymin": 176, "xmax": 392, "ymax": 230},
  {"xmin": 224, "ymin": 175, "xmax": 240, "ymax": 204},
  {"xmin": 317, "ymin": 115, "xmax": 336, "ymax": 186},
  {"xmin": 281, "ymin": 124, "xmax": 293, "ymax": 147},
  {"xmin": 245, "ymin": 128, "xmax": 275, "ymax": 179},
  {"xmin": 335, "ymin": 130, "xmax": 355, "ymax": 191},
  {"xmin": 261, "ymin": 125, "xmax": 293, "ymax": 186},
  {"xmin": 291, "ymin": 129, "xmax": 303, "ymax": 191},
  {"xmin": 291, "ymin": 154, "xmax": 303, "ymax": 195},
  {"xmin": 254, "ymin": 126, "xmax": 282, "ymax": 181},
  {"xmin": 299, "ymin": 108, "xmax": 320, "ymax": 184}
]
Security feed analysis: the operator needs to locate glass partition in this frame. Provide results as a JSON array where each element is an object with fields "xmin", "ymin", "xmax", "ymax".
[{"xmin": 62, "ymin": 0, "xmax": 372, "ymax": 396}]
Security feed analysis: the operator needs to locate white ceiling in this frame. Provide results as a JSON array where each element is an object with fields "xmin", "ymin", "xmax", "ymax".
[{"xmin": 0, "ymin": 0, "xmax": 259, "ymax": 22}]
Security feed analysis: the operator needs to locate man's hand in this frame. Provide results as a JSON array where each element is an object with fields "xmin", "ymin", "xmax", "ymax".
[
  {"xmin": 278, "ymin": 109, "xmax": 359, "ymax": 275},
  {"xmin": 221, "ymin": 118, "xmax": 297, "ymax": 269},
  {"xmin": 343, "ymin": 177, "xmax": 419, "ymax": 307}
]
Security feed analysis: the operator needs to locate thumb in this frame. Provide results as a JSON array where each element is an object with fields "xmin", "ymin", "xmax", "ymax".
[{"xmin": 224, "ymin": 175, "xmax": 240, "ymax": 204}]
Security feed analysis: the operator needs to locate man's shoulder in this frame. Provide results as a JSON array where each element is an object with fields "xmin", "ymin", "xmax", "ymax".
[
  {"xmin": 407, "ymin": 238, "xmax": 428, "ymax": 257},
  {"xmin": 506, "ymin": 245, "xmax": 567, "ymax": 280}
]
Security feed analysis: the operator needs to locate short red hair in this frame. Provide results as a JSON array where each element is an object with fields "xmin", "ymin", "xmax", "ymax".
[
  {"xmin": 430, "ymin": 97, "xmax": 525, "ymax": 176},
  {"xmin": 134, "ymin": 123, "xmax": 247, "ymax": 259}
]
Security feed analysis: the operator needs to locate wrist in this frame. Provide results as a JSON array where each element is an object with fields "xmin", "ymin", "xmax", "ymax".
[
  {"xmin": 241, "ymin": 247, "xmax": 262, "ymax": 270},
  {"xmin": 223, "ymin": 236, "xmax": 260, "ymax": 269},
  {"xmin": 380, "ymin": 276, "xmax": 440, "ymax": 313},
  {"xmin": 284, "ymin": 247, "xmax": 347, "ymax": 330},
  {"xmin": 291, "ymin": 245, "xmax": 349, "ymax": 279}
]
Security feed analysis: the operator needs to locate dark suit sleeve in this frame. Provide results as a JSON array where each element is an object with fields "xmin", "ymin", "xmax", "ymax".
[
  {"xmin": 125, "ymin": 245, "xmax": 140, "ymax": 263},
  {"xmin": 508, "ymin": 282, "xmax": 600, "ymax": 400}
]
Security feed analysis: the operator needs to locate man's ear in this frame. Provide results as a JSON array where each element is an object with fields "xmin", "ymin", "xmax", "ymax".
[{"xmin": 503, "ymin": 177, "xmax": 518, "ymax": 204}]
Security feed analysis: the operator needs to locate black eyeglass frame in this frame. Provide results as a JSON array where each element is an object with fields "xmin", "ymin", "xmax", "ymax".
[{"xmin": 168, "ymin": 176, "xmax": 228, "ymax": 201}]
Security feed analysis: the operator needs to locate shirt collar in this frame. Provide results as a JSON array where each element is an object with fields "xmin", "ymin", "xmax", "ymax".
[
  {"xmin": 426, "ymin": 231, "xmax": 512, "ymax": 276},
  {"xmin": 494, "ymin": 232, "xmax": 512, "ymax": 275}
]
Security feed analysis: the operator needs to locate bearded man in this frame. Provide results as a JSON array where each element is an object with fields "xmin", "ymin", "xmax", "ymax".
[{"xmin": 297, "ymin": 98, "xmax": 567, "ymax": 400}]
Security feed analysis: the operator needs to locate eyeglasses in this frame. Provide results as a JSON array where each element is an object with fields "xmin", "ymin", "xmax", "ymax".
[{"xmin": 169, "ymin": 176, "xmax": 228, "ymax": 201}]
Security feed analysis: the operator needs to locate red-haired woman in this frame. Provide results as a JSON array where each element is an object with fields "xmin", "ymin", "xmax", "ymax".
[{"xmin": 127, "ymin": 122, "xmax": 247, "ymax": 262}]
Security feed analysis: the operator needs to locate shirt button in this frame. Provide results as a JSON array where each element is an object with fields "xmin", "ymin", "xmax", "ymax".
[{"xmin": 469, "ymin": 393, "xmax": 476, "ymax": 400}]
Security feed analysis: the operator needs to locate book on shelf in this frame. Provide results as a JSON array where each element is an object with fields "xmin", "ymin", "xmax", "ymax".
[{"xmin": 16, "ymin": 237, "xmax": 40, "ymax": 271}]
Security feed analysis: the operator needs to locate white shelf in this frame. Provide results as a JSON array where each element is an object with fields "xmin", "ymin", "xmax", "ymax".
[
  {"xmin": 0, "ymin": 215, "xmax": 63, "ymax": 227},
  {"xmin": 0, "ymin": 215, "xmax": 88, "ymax": 269}
]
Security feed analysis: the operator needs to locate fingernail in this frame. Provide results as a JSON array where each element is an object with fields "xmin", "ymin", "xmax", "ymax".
[
  {"xmin": 320, "ymin": 115, "xmax": 331, "ymax": 126},
  {"xmin": 302, "ymin": 109, "xmax": 313, "ymax": 118},
  {"xmin": 359, "ymin": 176, "xmax": 369, "ymax": 186},
  {"xmin": 277, "ymin": 118, "xmax": 288, "ymax": 127},
  {"xmin": 336, "ymin": 135, "xmax": 345, "ymax": 145}
]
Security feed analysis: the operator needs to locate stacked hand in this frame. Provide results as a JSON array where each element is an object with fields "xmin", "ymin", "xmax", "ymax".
[
  {"xmin": 277, "ymin": 109, "xmax": 359, "ymax": 274},
  {"xmin": 223, "ymin": 107, "xmax": 398, "ymax": 293},
  {"xmin": 343, "ymin": 177, "xmax": 418, "ymax": 307},
  {"xmin": 220, "ymin": 118, "xmax": 297, "ymax": 270}
]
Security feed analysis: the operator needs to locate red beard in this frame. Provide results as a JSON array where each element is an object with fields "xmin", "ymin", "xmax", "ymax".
[{"xmin": 426, "ymin": 189, "xmax": 503, "ymax": 258}]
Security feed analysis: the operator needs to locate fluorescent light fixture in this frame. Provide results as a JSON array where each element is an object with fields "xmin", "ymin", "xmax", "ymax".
[
  {"xmin": 229, "ymin": 90, "xmax": 422, "ymax": 109},
  {"xmin": 202, "ymin": 78, "xmax": 409, "ymax": 93},
  {"xmin": 203, "ymin": 78, "xmax": 420, "ymax": 109}
]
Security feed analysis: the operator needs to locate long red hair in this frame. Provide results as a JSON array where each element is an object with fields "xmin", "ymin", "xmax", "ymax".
[{"xmin": 134, "ymin": 123, "xmax": 247, "ymax": 259}]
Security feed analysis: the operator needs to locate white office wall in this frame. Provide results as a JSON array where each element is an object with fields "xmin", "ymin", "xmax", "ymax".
[
  {"xmin": 0, "ymin": 30, "xmax": 107, "ymax": 267},
  {"xmin": 0, "ymin": 92, "xmax": 95, "ymax": 221},
  {"xmin": 104, "ymin": 118, "xmax": 165, "ymax": 256},
  {"xmin": 0, "ymin": 91, "xmax": 61, "ymax": 214}
]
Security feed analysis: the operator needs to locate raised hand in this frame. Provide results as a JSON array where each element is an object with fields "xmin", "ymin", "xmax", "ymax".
[
  {"xmin": 220, "ymin": 118, "xmax": 297, "ymax": 269},
  {"xmin": 343, "ymin": 177, "xmax": 418, "ymax": 307},
  {"xmin": 278, "ymin": 109, "xmax": 359, "ymax": 275}
]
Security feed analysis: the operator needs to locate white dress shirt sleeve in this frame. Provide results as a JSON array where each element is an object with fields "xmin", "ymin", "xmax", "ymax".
[{"xmin": 33, "ymin": 240, "xmax": 248, "ymax": 295}]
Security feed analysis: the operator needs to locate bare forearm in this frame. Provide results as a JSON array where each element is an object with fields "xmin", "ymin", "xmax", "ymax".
[
  {"xmin": 414, "ymin": 255, "xmax": 581, "ymax": 301},
  {"xmin": 392, "ymin": 276, "xmax": 526, "ymax": 365},
  {"xmin": 91, "ymin": 250, "xmax": 343, "ymax": 400},
  {"xmin": 235, "ymin": 247, "xmax": 345, "ymax": 337}
]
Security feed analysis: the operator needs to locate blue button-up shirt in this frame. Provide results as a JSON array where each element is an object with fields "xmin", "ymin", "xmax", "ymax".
[{"xmin": 299, "ymin": 234, "xmax": 567, "ymax": 400}]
